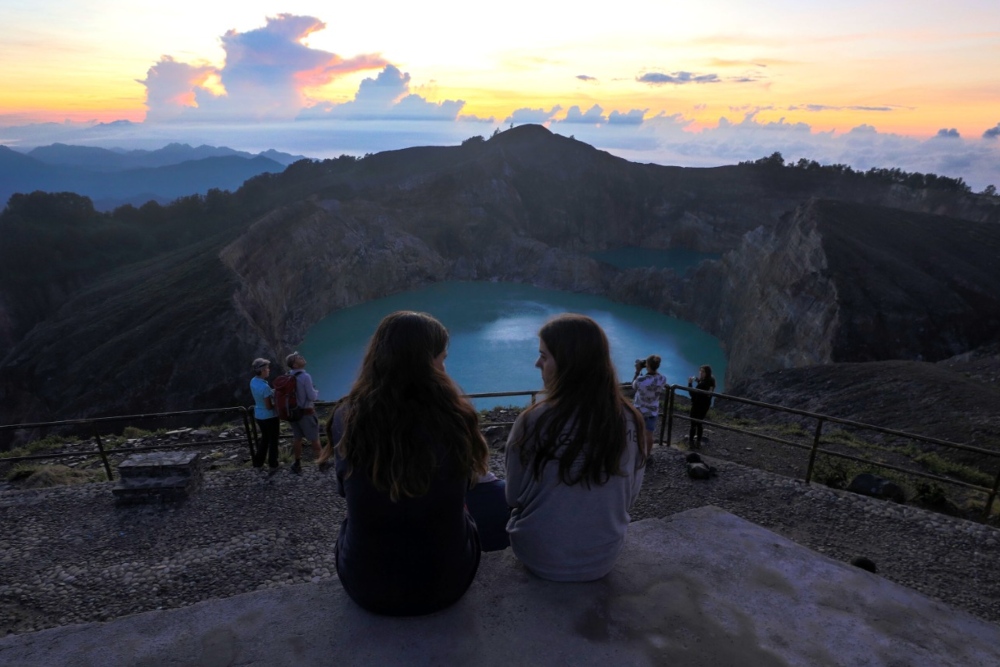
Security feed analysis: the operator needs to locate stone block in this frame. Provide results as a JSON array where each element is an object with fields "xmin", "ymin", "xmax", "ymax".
[{"xmin": 113, "ymin": 451, "xmax": 202, "ymax": 504}]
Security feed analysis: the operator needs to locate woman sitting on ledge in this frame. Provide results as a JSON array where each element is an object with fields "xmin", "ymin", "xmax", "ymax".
[
  {"xmin": 505, "ymin": 313, "xmax": 646, "ymax": 582},
  {"xmin": 320, "ymin": 311, "xmax": 495, "ymax": 616}
]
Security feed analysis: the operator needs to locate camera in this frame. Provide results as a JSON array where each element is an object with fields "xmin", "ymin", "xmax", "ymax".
[{"xmin": 635, "ymin": 359, "xmax": 647, "ymax": 368}]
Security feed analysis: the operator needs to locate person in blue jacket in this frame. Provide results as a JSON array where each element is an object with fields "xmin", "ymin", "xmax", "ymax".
[{"xmin": 249, "ymin": 358, "xmax": 279, "ymax": 473}]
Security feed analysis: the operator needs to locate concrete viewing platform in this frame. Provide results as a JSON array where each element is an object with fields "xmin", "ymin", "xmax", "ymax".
[{"xmin": 2, "ymin": 505, "xmax": 998, "ymax": 667}]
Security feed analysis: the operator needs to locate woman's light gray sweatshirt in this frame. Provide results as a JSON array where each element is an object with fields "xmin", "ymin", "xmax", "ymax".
[{"xmin": 504, "ymin": 405, "xmax": 645, "ymax": 582}]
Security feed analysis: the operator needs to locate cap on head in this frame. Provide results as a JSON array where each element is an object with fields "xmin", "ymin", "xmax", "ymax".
[{"xmin": 252, "ymin": 358, "xmax": 270, "ymax": 372}]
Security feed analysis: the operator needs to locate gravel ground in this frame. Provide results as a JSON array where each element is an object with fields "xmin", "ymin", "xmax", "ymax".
[{"xmin": 1, "ymin": 427, "xmax": 999, "ymax": 637}]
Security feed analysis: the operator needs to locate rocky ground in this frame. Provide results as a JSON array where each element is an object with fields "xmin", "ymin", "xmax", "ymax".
[{"xmin": 1, "ymin": 415, "xmax": 999, "ymax": 637}]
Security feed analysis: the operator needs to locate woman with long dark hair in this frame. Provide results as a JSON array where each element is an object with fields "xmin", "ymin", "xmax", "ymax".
[
  {"xmin": 320, "ymin": 311, "xmax": 490, "ymax": 615},
  {"xmin": 505, "ymin": 314, "xmax": 646, "ymax": 581}
]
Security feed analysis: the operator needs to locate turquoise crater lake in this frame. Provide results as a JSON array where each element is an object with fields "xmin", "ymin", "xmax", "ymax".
[{"xmin": 298, "ymin": 281, "xmax": 726, "ymax": 409}]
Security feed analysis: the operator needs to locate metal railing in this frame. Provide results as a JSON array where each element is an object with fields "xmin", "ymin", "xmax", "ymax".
[
  {"xmin": 0, "ymin": 392, "xmax": 544, "ymax": 482},
  {"xmin": 0, "ymin": 407, "xmax": 256, "ymax": 481},
  {"xmin": 660, "ymin": 384, "xmax": 1000, "ymax": 521},
  {"xmin": 4, "ymin": 385, "xmax": 997, "ymax": 521}
]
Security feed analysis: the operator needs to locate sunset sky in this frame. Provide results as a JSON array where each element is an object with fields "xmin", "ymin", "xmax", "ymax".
[{"xmin": 2, "ymin": 1, "xmax": 999, "ymax": 189}]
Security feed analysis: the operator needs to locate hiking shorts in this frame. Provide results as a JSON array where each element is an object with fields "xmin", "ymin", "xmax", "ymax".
[
  {"xmin": 643, "ymin": 415, "xmax": 657, "ymax": 433},
  {"xmin": 291, "ymin": 413, "xmax": 320, "ymax": 442}
]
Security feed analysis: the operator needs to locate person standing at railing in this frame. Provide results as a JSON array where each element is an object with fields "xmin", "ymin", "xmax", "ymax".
[
  {"xmin": 285, "ymin": 352, "xmax": 321, "ymax": 474},
  {"xmin": 687, "ymin": 365, "xmax": 716, "ymax": 448},
  {"xmin": 505, "ymin": 314, "xmax": 646, "ymax": 582},
  {"xmin": 632, "ymin": 354, "xmax": 667, "ymax": 453},
  {"xmin": 249, "ymin": 358, "xmax": 280, "ymax": 475}
]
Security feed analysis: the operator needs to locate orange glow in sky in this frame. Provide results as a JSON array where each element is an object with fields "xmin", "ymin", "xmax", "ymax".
[{"xmin": 2, "ymin": 1, "xmax": 998, "ymax": 189}]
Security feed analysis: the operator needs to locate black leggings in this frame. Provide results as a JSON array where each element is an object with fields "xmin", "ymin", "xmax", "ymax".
[
  {"xmin": 689, "ymin": 406, "xmax": 710, "ymax": 441},
  {"xmin": 254, "ymin": 417, "xmax": 280, "ymax": 468}
]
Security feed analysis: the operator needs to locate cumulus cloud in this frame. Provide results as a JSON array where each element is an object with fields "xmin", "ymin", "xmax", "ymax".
[
  {"xmin": 848, "ymin": 124, "xmax": 878, "ymax": 135},
  {"xmin": 935, "ymin": 128, "xmax": 961, "ymax": 138},
  {"xmin": 608, "ymin": 109, "xmax": 646, "ymax": 125},
  {"xmin": 548, "ymin": 105, "xmax": 647, "ymax": 127},
  {"xmin": 560, "ymin": 105, "xmax": 606, "ymax": 124},
  {"xmin": 300, "ymin": 65, "xmax": 466, "ymax": 121},
  {"xmin": 981, "ymin": 123, "xmax": 1000, "ymax": 139},
  {"xmin": 505, "ymin": 106, "xmax": 562, "ymax": 125},
  {"xmin": 139, "ymin": 14, "xmax": 387, "ymax": 122},
  {"xmin": 638, "ymin": 71, "xmax": 719, "ymax": 85},
  {"xmin": 139, "ymin": 57, "xmax": 219, "ymax": 122}
]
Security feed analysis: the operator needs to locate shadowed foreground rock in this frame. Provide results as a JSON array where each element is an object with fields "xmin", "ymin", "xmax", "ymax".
[{"xmin": 2, "ymin": 506, "xmax": 997, "ymax": 667}]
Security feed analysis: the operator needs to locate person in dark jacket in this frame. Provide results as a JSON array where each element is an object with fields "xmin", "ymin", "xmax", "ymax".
[
  {"xmin": 318, "ymin": 311, "xmax": 493, "ymax": 616},
  {"xmin": 687, "ymin": 365, "xmax": 716, "ymax": 448}
]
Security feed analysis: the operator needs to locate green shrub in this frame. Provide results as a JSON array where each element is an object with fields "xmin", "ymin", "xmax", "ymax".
[
  {"xmin": 823, "ymin": 429, "xmax": 869, "ymax": 447},
  {"xmin": 811, "ymin": 456, "xmax": 914, "ymax": 499},
  {"xmin": 912, "ymin": 452, "xmax": 994, "ymax": 487},
  {"xmin": 772, "ymin": 423, "xmax": 809, "ymax": 438},
  {"xmin": 6, "ymin": 464, "xmax": 104, "ymax": 487},
  {"xmin": 6, "ymin": 463, "xmax": 41, "ymax": 482},
  {"xmin": 0, "ymin": 435, "xmax": 79, "ymax": 459}
]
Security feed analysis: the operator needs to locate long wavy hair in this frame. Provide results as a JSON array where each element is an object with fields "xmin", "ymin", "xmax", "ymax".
[
  {"xmin": 330, "ymin": 311, "xmax": 488, "ymax": 501},
  {"xmin": 513, "ymin": 314, "xmax": 645, "ymax": 486}
]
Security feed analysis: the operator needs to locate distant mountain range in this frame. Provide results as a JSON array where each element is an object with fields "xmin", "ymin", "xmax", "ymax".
[{"xmin": 0, "ymin": 143, "xmax": 307, "ymax": 211}]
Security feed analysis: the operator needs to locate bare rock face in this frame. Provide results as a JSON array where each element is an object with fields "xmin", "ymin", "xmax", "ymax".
[
  {"xmin": 683, "ymin": 198, "xmax": 1000, "ymax": 385},
  {"xmin": 220, "ymin": 201, "xmax": 449, "ymax": 353},
  {"xmin": 684, "ymin": 202, "xmax": 840, "ymax": 381},
  {"xmin": 220, "ymin": 197, "xmax": 613, "ymax": 362}
]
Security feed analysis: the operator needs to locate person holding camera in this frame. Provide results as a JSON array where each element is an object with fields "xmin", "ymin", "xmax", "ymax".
[
  {"xmin": 632, "ymin": 354, "xmax": 666, "ymax": 453},
  {"xmin": 687, "ymin": 365, "xmax": 716, "ymax": 448}
]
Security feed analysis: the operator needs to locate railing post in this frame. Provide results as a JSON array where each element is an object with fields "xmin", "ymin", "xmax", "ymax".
[
  {"xmin": 92, "ymin": 424, "xmax": 114, "ymax": 482},
  {"xmin": 241, "ymin": 408, "xmax": 257, "ymax": 461},
  {"xmin": 984, "ymin": 466, "xmax": 1000, "ymax": 522},
  {"xmin": 664, "ymin": 386, "xmax": 674, "ymax": 448},
  {"xmin": 804, "ymin": 417, "xmax": 825, "ymax": 484}
]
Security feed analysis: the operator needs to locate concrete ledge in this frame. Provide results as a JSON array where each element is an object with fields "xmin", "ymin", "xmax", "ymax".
[{"xmin": 2, "ymin": 506, "xmax": 998, "ymax": 666}]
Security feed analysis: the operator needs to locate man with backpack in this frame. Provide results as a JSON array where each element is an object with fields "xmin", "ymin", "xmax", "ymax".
[{"xmin": 279, "ymin": 352, "xmax": 321, "ymax": 474}]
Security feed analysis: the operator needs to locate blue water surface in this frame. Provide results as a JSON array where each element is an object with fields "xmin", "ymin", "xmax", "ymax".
[
  {"xmin": 589, "ymin": 247, "xmax": 720, "ymax": 273},
  {"xmin": 298, "ymin": 281, "xmax": 726, "ymax": 409}
]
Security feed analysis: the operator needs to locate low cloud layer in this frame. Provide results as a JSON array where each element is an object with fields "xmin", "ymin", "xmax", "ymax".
[{"xmin": 3, "ymin": 112, "xmax": 999, "ymax": 192}]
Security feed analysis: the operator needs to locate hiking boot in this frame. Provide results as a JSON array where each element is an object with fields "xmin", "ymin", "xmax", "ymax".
[{"xmin": 291, "ymin": 459, "xmax": 302, "ymax": 474}]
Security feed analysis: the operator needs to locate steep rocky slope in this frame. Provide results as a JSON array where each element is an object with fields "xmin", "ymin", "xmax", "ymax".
[
  {"xmin": 682, "ymin": 199, "xmax": 1000, "ymax": 380},
  {"xmin": 728, "ymin": 352, "xmax": 1000, "ymax": 449}
]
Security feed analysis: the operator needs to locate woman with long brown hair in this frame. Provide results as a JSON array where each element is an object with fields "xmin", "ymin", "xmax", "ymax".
[
  {"xmin": 505, "ymin": 313, "xmax": 646, "ymax": 581},
  {"xmin": 320, "ymin": 311, "xmax": 491, "ymax": 615}
]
